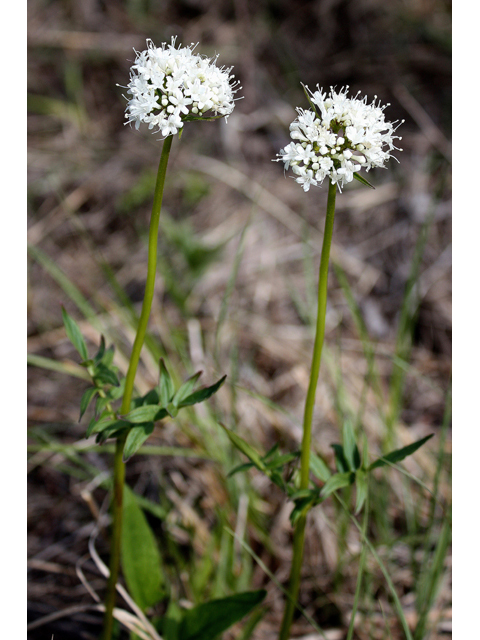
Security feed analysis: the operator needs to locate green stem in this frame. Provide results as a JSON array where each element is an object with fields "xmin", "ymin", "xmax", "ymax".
[
  {"xmin": 279, "ymin": 179, "xmax": 337, "ymax": 640},
  {"xmin": 102, "ymin": 134, "xmax": 173, "ymax": 640}
]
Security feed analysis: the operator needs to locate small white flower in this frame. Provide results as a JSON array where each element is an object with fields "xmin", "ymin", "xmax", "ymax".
[
  {"xmin": 122, "ymin": 38, "xmax": 241, "ymax": 138},
  {"xmin": 275, "ymin": 85, "xmax": 403, "ymax": 192}
]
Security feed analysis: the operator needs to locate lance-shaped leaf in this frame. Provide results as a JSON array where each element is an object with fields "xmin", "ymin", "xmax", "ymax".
[
  {"xmin": 106, "ymin": 377, "xmax": 126, "ymax": 401},
  {"xmin": 123, "ymin": 405, "xmax": 168, "ymax": 424},
  {"xmin": 93, "ymin": 335, "xmax": 106, "ymax": 365},
  {"xmin": 368, "ymin": 434, "xmax": 434, "ymax": 471},
  {"xmin": 121, "ymin": 485, "xmax": 165, "ymax": 611},
  {"xmin": 310, "ymin": 453, "xmax": 332, "ymax": 482},
  {"xmin": 123, "ymin": 422, "xmax": 155, "ymax": 461},
  {"xmin": 86, "ymin": 413, "xmax": 115, "ymax": 438},
  {"xmin": 353, "ymin": 172, "xmax": 375, "ymax": 189},
  {"xmin": 61, "ymin": 307, "xmax": 88, "ymax": 361},
  {"xmin": 178, "ymin": 375, "xmax": 227, "ymax": 408},
  {"xmin": 96, "ymin": 422, "xmax": 129, "ymax": 444},
  {"xmin": 354, "ymin": 469, "xmax": 369, "ymax": 514},
  {"xmin": 331, "ymin": 444, "xmax": 350, "ymax": 474},
  {"xmin": 79, "ymin": 387, "xmax": 98, "ymax": 421},
  {"xmin": 219, "ymin": 424, "xmax": 266, "ymax": 472},
  {"xmin": 159, "ymin": 359, "xmax": 175, "ymax": 407},
  {"xmin": 301, "ymin": 82, "xmax": 321, "ymax": 118},
  {"xmin": 227, "ymin": 461, "xmax": 256, "ymax": 478},
  {"xmin": 320, "ymin": 471, "xmax": 355, "ymax": 498},
  {"xmin": 172, "ymin": 370, "xmax": 203, "ymax": 407},
  {"xmin": 101, "ymin": 344, "xmax": 116, "ymax": 367},
  {"xmin": 343, "ymin": 420, "xmax": 361, "ymax": 471},
  {"xmin": 264, "ymin": 451, "xmax": 299, "ymax": 470},
  {"xmin": 87, "ymin": 415, "xmax": 128, "ymax": 438},
  {"xmin": 263, "ymin": 443, "xmax": 280, "ymax": 460}
]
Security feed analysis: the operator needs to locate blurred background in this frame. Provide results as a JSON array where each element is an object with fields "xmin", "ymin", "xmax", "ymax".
[{"xmin": 27, "ymin": 0, "xmax": 451, "ymax": 638}]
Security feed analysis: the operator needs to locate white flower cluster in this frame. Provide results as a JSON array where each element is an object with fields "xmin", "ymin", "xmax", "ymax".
[
  {"xmin": 124, "ymin": 38, "xmax": 240, "ymax": 138},
  {"xmin": 275, "ymin": 86, "xmax": 403, "ymax": 192}
]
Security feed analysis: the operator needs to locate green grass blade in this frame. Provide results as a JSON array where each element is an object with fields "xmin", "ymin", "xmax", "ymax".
[{"xmin": 27, "ymin": 353, "xmax": 90, "ymax": 381}]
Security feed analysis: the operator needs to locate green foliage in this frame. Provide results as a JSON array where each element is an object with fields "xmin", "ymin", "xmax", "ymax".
[
  {"xmin": 223, "ymin": 428, "xmax": 299, "ymax": 493},
  {"xmin": 309, "ymin": 453, "xmax": 332, "ymax": 482},
  {"xmin": 342, "ymin": 420, "xmax": 361, "ymax": 471},
  {"xmin": 223, "ymin": 413, "xmax": 434, "ymax": 525},
  {"xmin": 79, "ymin": 387, "xmax": 98, "ymax": 421},
  {"xmin": 160, "ymin": 590, "xmax": 267, "ymax": 640},
  {"xmin": 60, "ymin": 312, "xmax": 226, "ymax": 457},
  {"xmin": 61, "ymin": 306, "xmax": 88, "ymax": 361},
  {"xmin": 368, "ymin": 434, "xmax": 434, "ymax": 471},
  {"xmin": 321, "ymin": 471, "xmax": 356, "ymax": 498},
  {"xmin": 353, "ymin": 172, "xmax": 375, "ymax": 189},
  {"xmin": 123, "ymin": 423, "xmax": 155, "ymax": 460},
  {"xmin": 354, "ymin": 469, "xmax": 369, "ymax": 515},
  {"xmin": 121, "ymin": 485, "xmax": 165, "ymax": 611}
]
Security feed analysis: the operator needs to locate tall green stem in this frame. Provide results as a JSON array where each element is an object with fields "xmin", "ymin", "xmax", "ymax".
[
  {"xmin": 279, "ymin": 179, "xmax": 337, "ymax": 640},
  {"xmin": 102, "ymin": 134, "xmax": 173, "ymax": 640}
]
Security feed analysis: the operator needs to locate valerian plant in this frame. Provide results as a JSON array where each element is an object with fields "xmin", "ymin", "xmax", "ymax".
[
  {"xmin": 220, "ymin": 85, "xmax": 432, "ymax": 640},
  {"xmin": 60, "ymin": 38, "xmax": 267, "ymax": 640}
]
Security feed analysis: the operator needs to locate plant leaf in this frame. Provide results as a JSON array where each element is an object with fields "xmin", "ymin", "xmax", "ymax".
[
  {"xmin": 310, "ymin": 453, "xmax": 332, "ymax": 482},
  {"xmin": 173, "ymin": 370, "xmax": 203, "ymax": 407},
  {"xmin": 159, "ymin": 359, "xmax": 175, "ymax": 407},
  {"xmin": 124, "ymin": 405, "xmax": 168, "ymax": 424},
  {"xmin": 86, "ymin": 414, "xmax": 117, "ymax": 438},
  {"xmin": 95, "ymin": 422, "xmax": 129, "ymax": 443},
  {"xmin": 79, "ymin": 387, "xmax": 98, "ymax": 421},
  {"xmin": 263, "ymin": 444, "xmax": 280, "ymax": 460},
  {"xmin": 178, "ymin": 375, "xmax": 227, "ymax": 408},
  {"xmin": 320, "ymin": 471, "xmax": 355, "ymax": 498},
  {"xmin": 343, "ymin": 420, "xmax": 361, "ymax": 471},
  {"xmin": 331, "ymin": 444, "xmax": 349, "ymax": 473},
  {"xmin": 289, "ymin": 492, "xmax": 320, "ymax": 526},
  {"xmin": 93, "ymin": 363, "xmax": 120, "ymax": 387},
  {"xmin": 219, "ymin": 424, "xmax": 266, "ymax": 472},
  {"xmin": 227, "ymin": 461, "xmax": 256, "ymax": 477},
  {"xmin": 162, "ymin": 600, "xmax": 182, "ymax": 640},
  {"xmin": 93, "ymin": 335, "xmax": 106, "ymax": 365},
  {"xmin": 353, "ymin": 172, "xmax": 375, "ymax": 189},
  {"xmin": 178, "ymin": 590, "xmax": 267, "ymax": 640},
  {"xmin": 107, "ymin": 377, "xmax": 126, "ymax": 401},
  {"xmin": 301, "ymin": 82, "xmax": 320, "ymax": 118},
  {"xmin": 121, "ymin": 485, "xmax": 165, "ymax": 611},
  {"xmin": 368, "ymin": 434, "xmax": 434, "ymax": 471},
  {"xmin": 123, "ymin": 423, "xmax": 155, "ymax": 461},
  {"xmin": 61, "ymin": 307, "xmax": 88, "ymax": 361},
  {"xmin": 264, "ymin": 451, "xmax": 299, "ymax": 470},
  {"xmin": 354, "ymin": 469, "xmax": 368, "ymax": 514}
]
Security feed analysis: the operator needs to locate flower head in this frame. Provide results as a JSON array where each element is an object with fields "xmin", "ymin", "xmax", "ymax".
[
  {"xmin": 123, "ymin": 38, "xmax": 240, "ymax": 138},
  {"xmin": 275, "ymin": 86, "xmax": 403, "ymax": 192}
]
